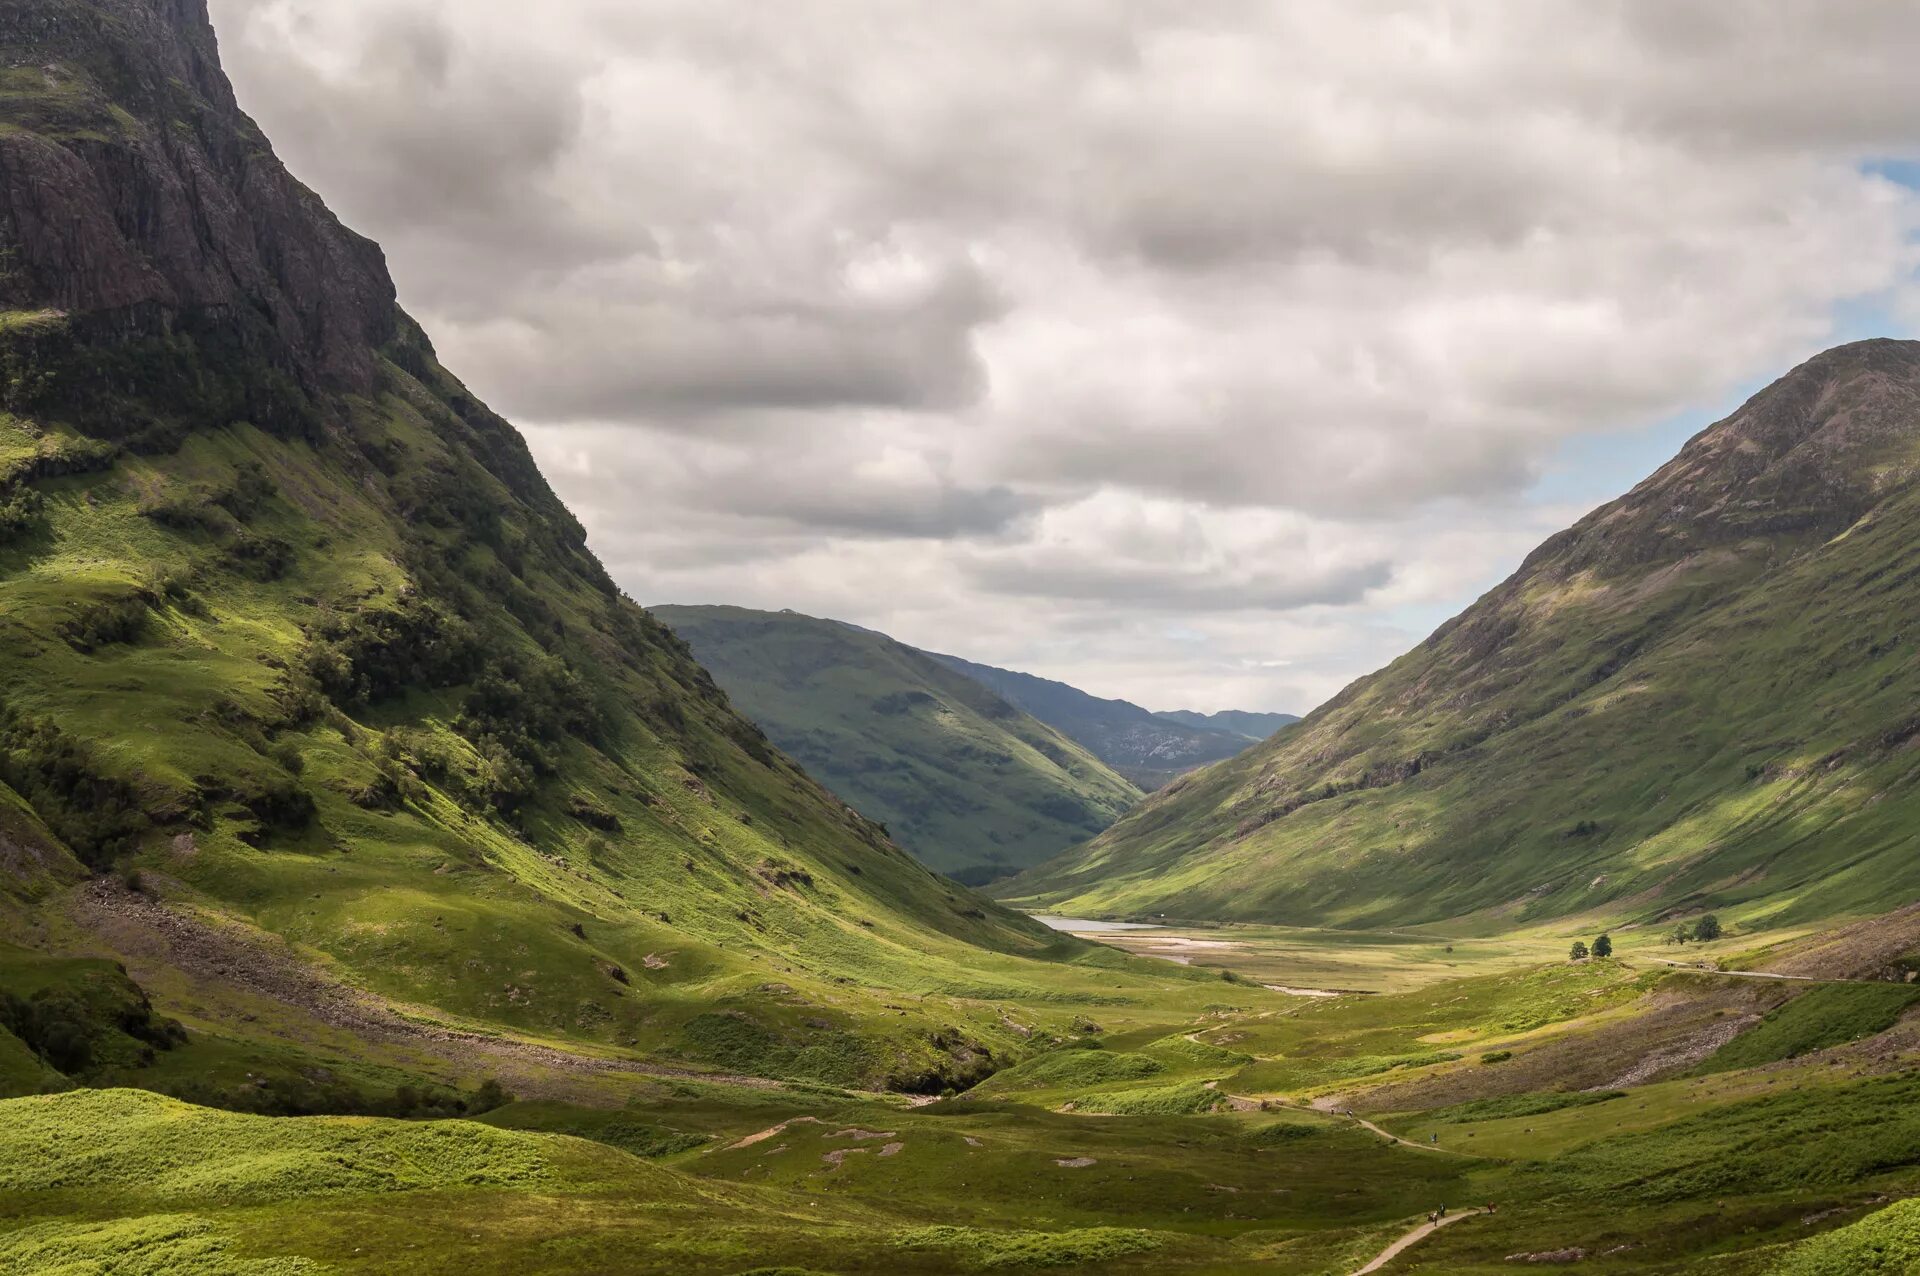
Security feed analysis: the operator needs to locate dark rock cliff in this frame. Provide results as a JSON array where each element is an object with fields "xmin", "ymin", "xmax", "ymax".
[{"xmin": 0, "ymin": 0, "xmax": 394, "ymax": 393}]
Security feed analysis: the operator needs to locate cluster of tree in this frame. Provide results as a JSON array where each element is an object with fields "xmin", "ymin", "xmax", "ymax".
[
  {"xmin": 1570, "ymin": 933, "xmax": 1614, "ymax": 961},
  {"xmin": 0, "ymin": 986, "xmax": 188, "ymax": 1077},
  {"xmin": 164, "ymin": 1073, "xmax": 513, "ymax": 1119},
  {"xmin": 1666, "ymin": 914, "xmax": 1722, "ymax": 945},
  {"xmin": 0, "ymin": 705, "xmax": 150, "ymax": 869}
]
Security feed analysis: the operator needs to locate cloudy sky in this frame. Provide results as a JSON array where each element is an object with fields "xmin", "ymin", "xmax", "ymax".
[{"xmin": 208, "ymin": 0, "xmax": 1920, "ymax": 714}]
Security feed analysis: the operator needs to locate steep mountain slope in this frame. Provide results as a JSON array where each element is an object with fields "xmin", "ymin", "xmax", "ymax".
[
  {"xmin": 1005, "ymin": 340, "xmax": 1920, "ymax": 931},
  {"xmin": 928, "ymin": 651, "xmax": 1263, "ymax": 788},
  {"xmin": 0, "ymin": 0, "xmax": 1193, "ymax": 1100},
  {"xmin": 1154, "ymin": 709, "xmax": 1300, "ymax": 741},
  {"xmin": 652, "ymin": 607, "xmax": 1140, "ymax": 885}
]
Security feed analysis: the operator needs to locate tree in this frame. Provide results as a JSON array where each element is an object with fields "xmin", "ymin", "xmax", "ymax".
[
  {"xmin": 1693, "ymin": 914, "xmax": 1722, "ymax": 943},
  {"xmin": 1669, "ymin": 924, "xmax": 1691, "ymax": 946},
  {"xmin": 1569, "ymin": 941, "xmax": 1589, "ymax": 961},
  {"xmin": 1592, "ymin": 933, "xmax": 1613, "ymax": 959},
  {"xmin": 469, "ymin": 1078, "xmax": 513, "ymax": 1113}
]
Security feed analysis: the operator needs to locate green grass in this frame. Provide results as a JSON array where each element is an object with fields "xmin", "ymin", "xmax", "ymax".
[
  {"xmin": 651, "ymin": 606, "xmax": 1142, "ymax": 882},
  {"xmin": 892, "ymin": 1225, "xmax": 1165, "ymax": 1269},
  {"xmin": 0, "ymin": 1214, "xmax": 327, "ymax": 1276},
  {"xmin": 1773, "ymin": 1198, "xmax": 1920, "ymax": 1275},
  {"xmin": 0, "ymin": 1089, "xmax": 556, "ymax": 1202},
  {"xmin": 1064, "ymin": 1081, "xmax": 1222, "ymax": 1116},
  {"xmin": 1424, "ymin": 1089, "xmax": 1626, "ymax": 1125},
  {"xmin": 6, "ymin": 942, "xmax": 1920, "ymax": 1273},
  {"xmin": 1698, "ymin": 982, "xmax": 1920, "ymax": 1073}
]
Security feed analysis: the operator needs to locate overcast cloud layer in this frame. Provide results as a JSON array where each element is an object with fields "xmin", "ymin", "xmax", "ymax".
[{"xmin": 210, "ymin": 0, "xmax": 1920, "ymax": 713}]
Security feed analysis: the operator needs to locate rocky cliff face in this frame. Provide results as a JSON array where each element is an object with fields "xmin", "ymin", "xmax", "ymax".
[{"xmin": 0, "ymin": 0, "xmax": 394, "ymax": 392}]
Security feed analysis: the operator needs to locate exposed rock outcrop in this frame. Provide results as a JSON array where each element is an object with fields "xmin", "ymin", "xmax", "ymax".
[{"xmin": 0, "ymin": 0, "xmax": 395, "ymax": 392}]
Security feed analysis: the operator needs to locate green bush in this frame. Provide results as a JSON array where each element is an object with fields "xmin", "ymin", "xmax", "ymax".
[
  {"xmin": 59, "ymin": 594, "xmax": 151, "ymax": 652},
  {"xmin": 0, "ymin": 706, "xmax": 151, "ymax": 868}
]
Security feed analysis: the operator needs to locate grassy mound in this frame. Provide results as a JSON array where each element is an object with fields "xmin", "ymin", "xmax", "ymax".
[
  {"xmin": 1773, "ymin": 1199, "xmax": 1920, "ymax": 1275},
  {"xmin": 1067, "ymin": 1081, "xmax": 1223, "ymax": 1116},
  {"xmin": 973, "ymin": 1048, "xmax": 1165, "ymax": 1093},
  {"xmin": 1699, "ymin": 983, "xmax": 1920, "ymax": 1074},
  {"xmin": 0, "ymin": 1089, "xmax": 563, "ymax": 1204}
]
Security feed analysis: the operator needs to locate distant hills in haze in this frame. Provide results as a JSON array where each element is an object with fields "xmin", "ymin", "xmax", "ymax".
[
  {"xmin": 1155, "ymin": 709, "xmax": 1301, "ymax": 740},
  {"xmin": 654, "ymin": 606, "xmax": 1297, "ymax": 881},
  {"xmin": 925, "ymin": 653, "xmax": 1297, "ymax": 788},
  {"xmin": 651, "ymin": 606, "xmax": 1144, "ymax": 884}
]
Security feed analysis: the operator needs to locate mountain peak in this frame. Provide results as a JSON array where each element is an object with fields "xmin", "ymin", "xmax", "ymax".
[
  {"xmin": 1523, "ymin": 337, "xmax": 1920, "ymax": 581},
  {"xmin": 1009, "ymin": 337, "xmax": 1920, "ymax": 929}
]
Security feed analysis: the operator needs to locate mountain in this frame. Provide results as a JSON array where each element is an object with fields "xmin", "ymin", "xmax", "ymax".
[
  {"xmin": 1153, "ymin": 709, "xmax": 1300, "ymax": 741},
  {"xmin": 0, "ymin": 0, "xmax": 1183, "ymax": 1103},
  {"xmin": 1004, "ymin": 339, "xmax": 1920, "ymax": 931},
  {"xmin": 927, "ymin": 652, "xmax": 1266, "ymax": 788},
  {"xmin": 650, "ymin": 607, "xmax": 1140, "ymax": 885}
]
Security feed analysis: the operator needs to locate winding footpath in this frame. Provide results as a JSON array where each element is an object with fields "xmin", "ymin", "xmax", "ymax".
[
  {"xmin": 1348, "ymin": 1112, "xmax": 1483, "ymax": 1157},
  {"xmin": 1350, "ymin": 1209, "xmax": 1483, "ymax": 1275}
]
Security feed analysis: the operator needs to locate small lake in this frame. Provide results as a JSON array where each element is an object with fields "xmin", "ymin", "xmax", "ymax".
[{"xmin": 1031, "ymin": 915, "xmax": 1164, "ymax": 933}]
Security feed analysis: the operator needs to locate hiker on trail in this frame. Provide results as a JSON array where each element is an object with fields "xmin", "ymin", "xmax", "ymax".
[
  {"xmin": 1430, "ymin": 1132, "xmax": 1437, "ymax": 1144},
  {"xmin": 1428, "ymin": 1212, "xmax": 1437, "ymax": 1225}
]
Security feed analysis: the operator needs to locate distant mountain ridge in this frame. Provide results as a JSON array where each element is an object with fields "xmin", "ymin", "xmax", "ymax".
[
  {"xmin": 651, "ymin": 606, "xmax": 1142, "ymax": 884},
  {"xmin": 1154, "ymin": 709, "xmax": 1300, "ymax": 741},
  {"xmin": 926, "ymin": 653, "xmax": 1280, "ymax": 788},
  {"xmin": 1003, "ymin": 339, "xmax": 1920, "ymax": 931}
]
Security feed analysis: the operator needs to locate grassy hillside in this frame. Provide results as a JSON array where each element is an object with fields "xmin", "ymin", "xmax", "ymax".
[
  {"xmin": 652, "ymin": 607, "xmax": 1140, "ymax": 884},
  {"xmin": 1005, "ymin": 340, "xmax": 1920, "ymax": 935},
  {"xmin": 0, "ymin": 0, "xmax": 1234, "ymax": 1103},
  {"xmin": 928, "ymin": 651, "xmax": 1263, "ymax": 788}
]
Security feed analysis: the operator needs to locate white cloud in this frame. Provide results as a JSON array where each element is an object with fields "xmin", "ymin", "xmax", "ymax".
[{"xmin": 211, "ymin": 0, "xmax": 1920, "ymax": 711}]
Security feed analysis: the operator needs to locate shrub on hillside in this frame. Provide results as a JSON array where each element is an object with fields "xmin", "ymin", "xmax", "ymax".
[
  {"xmin": 0, "ymin": 486, "xmax": 44, "ymax": 541},
  {"xmin": 0, "ymin": 707, "xmax": 151, "ymax": 868},
  {"xmin": 0, "ymin": 984, "xmax": 186, "ymax": 1079},
  {"xmin": 58, "ymin": 595, "xmax": 151, "ymax": 652}
]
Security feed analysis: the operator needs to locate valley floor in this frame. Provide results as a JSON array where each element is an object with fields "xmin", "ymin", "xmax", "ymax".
[{"xmin": 6, "ymin": 909, "xmax": 1920, "ymax": 1274}]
